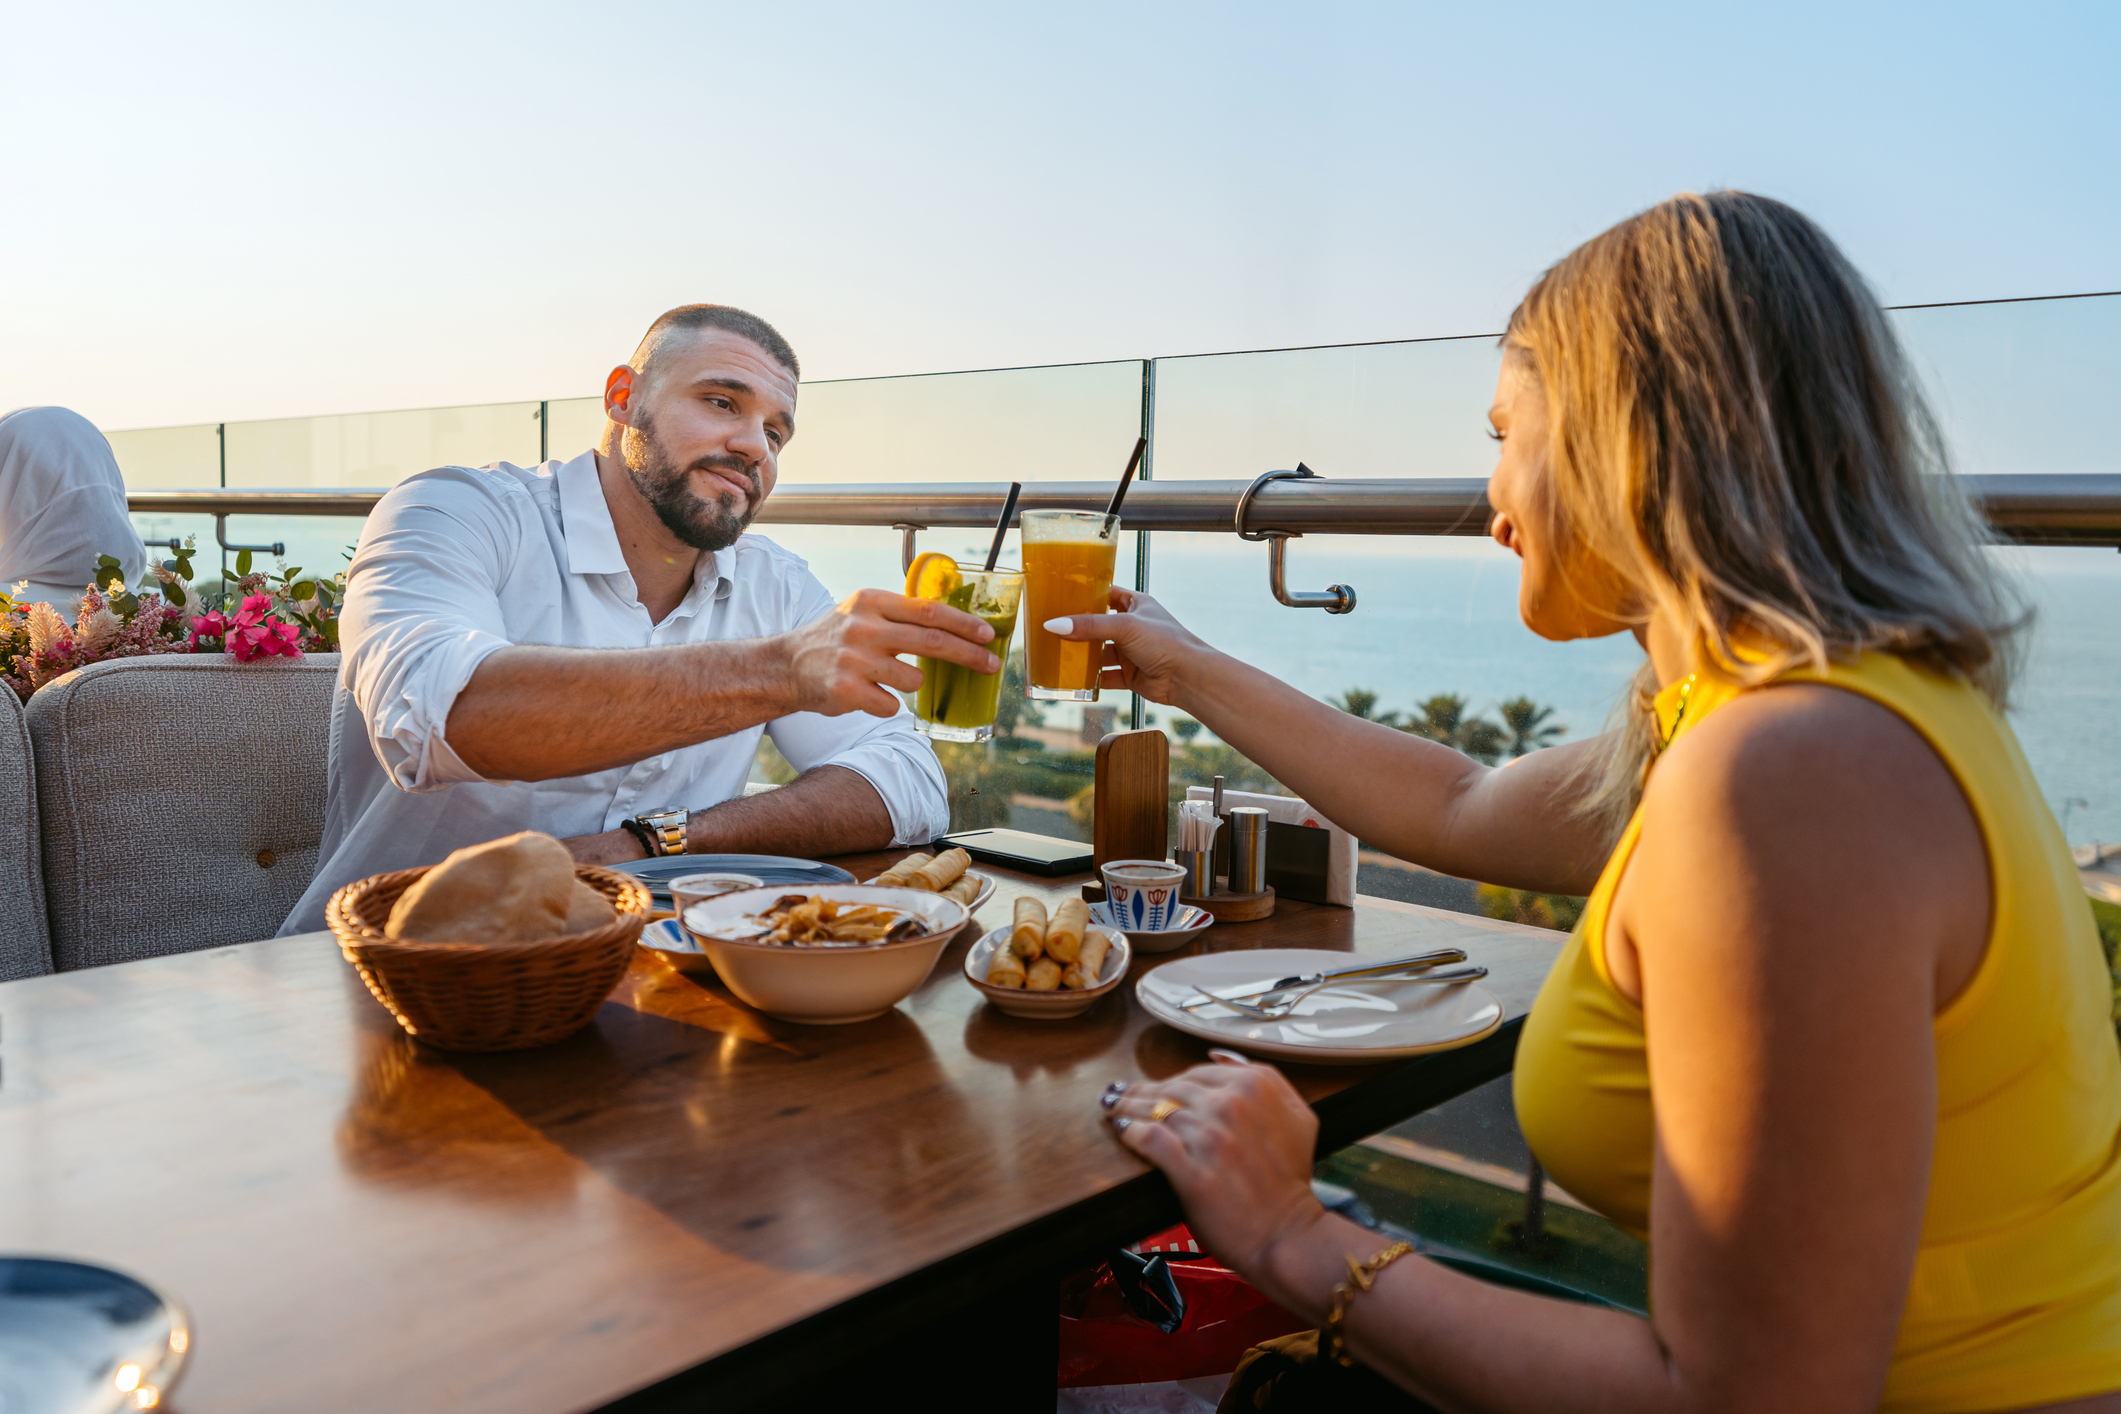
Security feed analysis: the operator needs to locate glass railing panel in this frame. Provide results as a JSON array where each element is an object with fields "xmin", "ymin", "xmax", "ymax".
[
  {"xmin": 104, "ymin": 423, "xmax": 220, "ymax": 488},
  {"xmin": 1891, "ymin": 292, "xmax": 2121, "ymax": 477},
  {"xmin": 215, "ymin": 402, "xmax": 541, "ymax": 589},
  {"xmin": 1887, "ymin": 293, "xmax": 2121, "ymax": 850},
  {"xmin": 104, "ymin": 423, "xmax": 225, "ymax": 585},
  {"xmin": 223, "ymin": 402, "xmax": 543, "ymax": 489},
  {"xmin": 1150, "ymin": 337, "xmax": 1504, "ymax": 480},
  {"xmin": 779, "ymin": 360, "xmax": 1143, "ymax": 484},
  {"xmin": 542, "ymin": 397, "xmax": 605, "ymax": 464}
]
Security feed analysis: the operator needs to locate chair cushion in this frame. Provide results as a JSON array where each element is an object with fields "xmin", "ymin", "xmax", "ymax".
[
  {"xmin": 28, "ymin": 654, "xmax": 338, "ymax": 970},
  {"xmin": 0, "ymin": 685, "xmax": 50, "ymax": 979}
]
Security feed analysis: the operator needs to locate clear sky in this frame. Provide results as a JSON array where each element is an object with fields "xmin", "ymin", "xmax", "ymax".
[{"xmin": 3, "ymin": 0, "xmax": 2114, "ymax": 431}]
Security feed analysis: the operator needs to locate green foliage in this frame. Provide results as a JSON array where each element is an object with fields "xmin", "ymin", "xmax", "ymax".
[
  {"xmin": 1408, "ymin": 693, "xmax": 1508, "ymax": 765},
  {"xmin": 1172, "ymin": 718, "xmax": 1203, "ymax": 744},
  {"xmin": 1477, "ymin": 884, "xmax": 1586, "ymax": 933},
  {"xmin": 2090, "ymin": 896, "xmax": 2121, "ymax": 1039},
  {"xmin": 990, "ymin": 649, "xmax": 1044, "ymax": 744},
  {"xmin": 750, "ymin": 735, "xmax": 799, "ymax": 786},
  {"xmin": 1329, "ymin": 687, "xmax": 1402, "ymax": 728},
  {"xmin": 1499, "ymin": 697, "xmax": 1567, "ymax": 757},
  {"xmin": 932, "ymin": 740, "xmax": 1017, "ymax": 830}
]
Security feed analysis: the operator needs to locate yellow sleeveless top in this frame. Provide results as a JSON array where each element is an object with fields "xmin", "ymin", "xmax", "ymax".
[{"xmin": 1514, "ymin": 652, "xmax": 2121, "ymax": 1412}]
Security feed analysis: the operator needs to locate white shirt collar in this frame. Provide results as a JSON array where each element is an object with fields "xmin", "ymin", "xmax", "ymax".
[{"xmin": 555, "ymin": 450, "xmax": 738, "ymax": 598}]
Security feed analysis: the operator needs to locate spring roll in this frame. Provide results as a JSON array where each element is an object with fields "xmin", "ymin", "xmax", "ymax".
[
  {"xmin": 1046, "ymin": 896, "xmax": 1088, "ymax": 964},
  {"xmin": 1063, "ymin": 930, "xmax": 1112, "ymax": 989},
  {"xmin": 1010, "ymin": 897, "xmax": 1048, "ymax": 959},
  {"xmin": 986, "ymin": 947, "xmax": 1027, "ymax": 988},
  {"xmin": 1026, "ymin": 957, "xmax": 1064, "ymax": 991},
  {"xmin": 909, "ymin": 847, "xmax": 970, "ymax": 893},
  {"xmin": 872, "ymin": 852, "xmax": 933, "ymax": 888},
  {"xmin": 945, "ymin": 873, "xmax": 982, "ymax": 907}
]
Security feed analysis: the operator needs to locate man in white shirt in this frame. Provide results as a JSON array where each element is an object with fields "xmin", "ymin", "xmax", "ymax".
[{"xmin": 281, "ymin": 304, "xmax": 994, "ymax": 934}]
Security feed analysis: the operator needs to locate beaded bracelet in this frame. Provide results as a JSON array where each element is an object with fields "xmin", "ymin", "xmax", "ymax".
[{"xmin": 1319, "ymin": 1240, "xmax": 1416, "ymax": 1367}]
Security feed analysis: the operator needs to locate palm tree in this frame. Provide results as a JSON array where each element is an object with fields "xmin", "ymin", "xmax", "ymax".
[
  {"xmin": 1327, "ymin": 687, "xmax": 1401, "ymax": 728},
  {"xmin": 1497, "ymin": 697, "xmax": 1566, "ymax": 757},
  {"xmin": 1407, "ymin": 694, "xmax": 1506, "ymax": 766}
]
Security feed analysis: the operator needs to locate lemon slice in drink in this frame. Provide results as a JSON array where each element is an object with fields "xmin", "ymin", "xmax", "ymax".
[{"xmin": 905, "ymin": 551, "xmax": 963, "ymax": 602}]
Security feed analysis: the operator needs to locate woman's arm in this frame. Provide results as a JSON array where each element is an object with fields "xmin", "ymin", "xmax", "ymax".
[
  {"xmin": 1106, "ymin": 683, "xmax": 1990, "ymax": 1413},
  {"xmin": 1046, "ymin": 587, "xmax": 1616, "ymax": 894}
]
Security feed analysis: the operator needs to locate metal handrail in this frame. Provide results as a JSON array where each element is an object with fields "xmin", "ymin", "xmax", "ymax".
[{"xmin": 128, "ymin": 474, "xmax": 2121, "ymax": 546}]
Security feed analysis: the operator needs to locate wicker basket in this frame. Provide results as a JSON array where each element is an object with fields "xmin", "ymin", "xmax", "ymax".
[{"xmin": 327, "ymin": 864, "xmax": 651, "ymax": 1052}]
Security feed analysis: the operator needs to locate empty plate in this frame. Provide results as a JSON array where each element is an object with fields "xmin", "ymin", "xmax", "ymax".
[
  {"xmin": 613, "ymin": 853, "xmax": 854, "ymax": 905},
  {"xmin": 1136, "ymin": 948, "xmax": 1503, "ymax": 1064},
  {"xmin": 0, "ymin": 1257, "xmax": 191, "ymax": 1414}
]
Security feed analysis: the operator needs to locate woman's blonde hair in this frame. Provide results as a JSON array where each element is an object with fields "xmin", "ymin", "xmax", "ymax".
[{"xmin": 1505, "ymin": 191, "xmax": 2026, "ymax": 834}]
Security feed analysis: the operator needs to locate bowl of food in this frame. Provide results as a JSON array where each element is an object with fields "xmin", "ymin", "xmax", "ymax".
[
  {"xmin": 964, "ymin": 895, "xmax": 1130, "ymax": 1019},
  {"xmin": 680, "ymin": 884, "xmax": 970, "ymax": 1024}
]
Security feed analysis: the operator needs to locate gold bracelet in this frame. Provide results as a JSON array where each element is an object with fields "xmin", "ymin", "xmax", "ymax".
[{"xmin": 1319, "ymin": 1240, "xmax": 1416, "ymax": 1367}]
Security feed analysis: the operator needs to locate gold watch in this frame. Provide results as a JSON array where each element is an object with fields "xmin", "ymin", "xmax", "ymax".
[{"xmin": 631, "ymin": 808, "xmax": 688, "ymax": 858}]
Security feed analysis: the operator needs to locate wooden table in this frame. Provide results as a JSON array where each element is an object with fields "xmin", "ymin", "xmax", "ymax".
[{"xmin": 0, "ymin": 853, "xmax": 1562, "ymax": 1413}]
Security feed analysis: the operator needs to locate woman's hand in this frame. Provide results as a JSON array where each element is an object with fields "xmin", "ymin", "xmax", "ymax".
[
  {"xmin": 1103, "ymin": 1052, "xmax": 1329, "ymax": 1283},
  {"xmin": 1041, "ymin": 586, "xmax": 1213, "ymax": 706}
]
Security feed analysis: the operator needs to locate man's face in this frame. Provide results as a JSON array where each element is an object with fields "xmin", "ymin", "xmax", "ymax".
[{"xmin": 614, "ymin": 329, "xmax": 797, "ymax": 552}]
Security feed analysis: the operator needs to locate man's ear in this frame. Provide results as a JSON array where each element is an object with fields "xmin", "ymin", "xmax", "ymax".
[{"xmin": 603, "ymin": 365, "xmax": 637, "ymax": 426}]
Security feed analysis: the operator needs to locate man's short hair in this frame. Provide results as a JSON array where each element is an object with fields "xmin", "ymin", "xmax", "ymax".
[{"xmin": 629, "ymin": 304, "xmax": 801, "ymax": 393}]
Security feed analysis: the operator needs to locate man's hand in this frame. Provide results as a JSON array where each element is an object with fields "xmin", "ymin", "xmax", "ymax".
[{"xmin": 782, "ymin": 588, "xmax": 999, "ymax": 718}]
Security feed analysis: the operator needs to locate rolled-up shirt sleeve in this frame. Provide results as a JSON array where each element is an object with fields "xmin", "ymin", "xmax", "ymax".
[
  {"xmin": 765, "ymin": 576, "xmax": 951, "ymax": 846},
  {"xmin": 338, "ymin": 470, "xmax": 523, "ymax": 792}
]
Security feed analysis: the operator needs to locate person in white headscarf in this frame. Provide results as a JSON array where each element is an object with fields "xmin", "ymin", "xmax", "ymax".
[{"xmin": 0, "ymin": 407, "xmax": 146, "ymax": 610}]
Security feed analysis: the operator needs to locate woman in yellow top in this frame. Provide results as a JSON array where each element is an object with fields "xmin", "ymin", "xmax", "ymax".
[{"xmin": 1049, "ymin": 191, "xmax": 2121, "ymax": 1413}]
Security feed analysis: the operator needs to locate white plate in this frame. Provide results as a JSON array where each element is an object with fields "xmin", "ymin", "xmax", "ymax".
[
  {"xmin": 1136, "ymin": 948, "xmax": 1504, "ymax": 1064},
  {"xmin": 964, "ymin": 924, "xmax": 1130, "ymax": 1019},
  {"xmin": 1088, "ymin": 901, "xmax": 1212, "ymax": 953}
]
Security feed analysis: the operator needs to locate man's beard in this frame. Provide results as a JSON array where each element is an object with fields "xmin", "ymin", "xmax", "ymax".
[{"xmin": 621, "ymin": 411, "xmax": 761, "ymax": 552}]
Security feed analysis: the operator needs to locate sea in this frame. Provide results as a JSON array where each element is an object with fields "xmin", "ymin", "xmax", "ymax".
[{"xmin": 758, "ymin": 524, "xmax": 2121, "ymax": 850}]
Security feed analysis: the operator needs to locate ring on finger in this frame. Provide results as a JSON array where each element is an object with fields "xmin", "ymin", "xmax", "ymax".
[{"xmin": 1148, "ymin": 1097, "xmax": 1185, "ymax": 1123}]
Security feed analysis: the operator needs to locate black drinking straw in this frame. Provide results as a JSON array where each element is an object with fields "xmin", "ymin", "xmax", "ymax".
[
  {"xmin": 1105, "ymin": 436, "xmax": 1148, "ymax": 521},
  {"xmin": 984, "ymin": 482, "xmax": 1022, "ymax": 573}
]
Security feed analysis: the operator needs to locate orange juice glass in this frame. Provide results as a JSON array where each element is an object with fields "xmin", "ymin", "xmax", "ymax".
[{"xmin": 1021, "ymin": 509, "xmax": 1120, "ymax": 701}]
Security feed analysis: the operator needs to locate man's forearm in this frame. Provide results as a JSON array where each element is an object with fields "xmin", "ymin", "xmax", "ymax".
[
  {"xmin": 565, "ymin": 764, "xmax": 898, "ymax": 866},
  {"xmin": 447, "ymin": 641, "xmax": 795, "ymax": 782}
]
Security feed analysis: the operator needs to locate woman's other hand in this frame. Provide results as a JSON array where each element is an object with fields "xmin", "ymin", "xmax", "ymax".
[
  {"xmin": 1104, "ymin": 1052, "xmax": 1328, "ymax": 1280},
  {"xmin": 1041, "ymin": 586, "xmax": 1211, "ymax": 706}
]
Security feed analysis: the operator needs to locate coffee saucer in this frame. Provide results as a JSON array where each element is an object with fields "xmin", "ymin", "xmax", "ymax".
[{"xmin": 1087, "ymin": 901, "xmax": 1212, "ymax": 954}]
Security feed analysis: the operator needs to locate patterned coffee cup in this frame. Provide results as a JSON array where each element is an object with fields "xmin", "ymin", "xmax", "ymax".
[{"xmin": 1101, "ymin": 859, "xmax": 1189, "ymax": 932}]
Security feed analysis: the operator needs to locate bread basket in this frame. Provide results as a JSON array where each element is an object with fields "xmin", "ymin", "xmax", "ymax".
[{"xmin": 327, "ymin": 864, "xmax": 651, "ymax": 1052}]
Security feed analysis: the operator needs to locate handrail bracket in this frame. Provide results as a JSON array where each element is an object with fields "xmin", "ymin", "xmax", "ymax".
[{"xmin": 1234, "ymin": 465, "xmax": 1356, "ymax": 614}]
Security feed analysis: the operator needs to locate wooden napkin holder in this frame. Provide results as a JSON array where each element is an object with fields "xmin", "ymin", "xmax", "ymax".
[{"xmin": 1080, "ymin": 728, "xmax": 1168, "ymax": 904}]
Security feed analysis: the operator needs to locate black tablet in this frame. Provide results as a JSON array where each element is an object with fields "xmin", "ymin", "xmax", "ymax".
[{"xmin": 935, "ymin": 828, "xmax": 1095, "ymax": 878}]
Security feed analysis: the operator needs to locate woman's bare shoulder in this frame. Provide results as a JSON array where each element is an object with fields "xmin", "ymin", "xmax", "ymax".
[{"xmin": 1628, "ymin": 680, "xmax": 1988, "ymax": 988}]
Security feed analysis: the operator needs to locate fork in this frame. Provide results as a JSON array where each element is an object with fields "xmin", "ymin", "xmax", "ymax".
[
  {"xmin": 1176, "ymin": 948, "xmax": 1468, "ymax": 1014},
  {"xmin": 1199, "ymin": 965, "xmax": 1489, "ymax": 1020}
]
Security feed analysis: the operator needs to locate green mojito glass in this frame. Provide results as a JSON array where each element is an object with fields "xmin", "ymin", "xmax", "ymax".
[{"xmin": 910, "ymin": 562, "xmax": 1023, "ymax": 743}]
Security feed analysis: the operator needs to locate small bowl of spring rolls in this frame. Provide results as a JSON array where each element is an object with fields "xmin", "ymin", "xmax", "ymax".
[
  {"xmin": 965, "ymin": 894, "xmax": 1131, "ymax": 1019},
  {"xmin": 681, "ymin": 883, "xmax": 970, "ymax": 1024}
]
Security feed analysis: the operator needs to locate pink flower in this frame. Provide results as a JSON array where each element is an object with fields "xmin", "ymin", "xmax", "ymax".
[
  {"xmin": 231, "ymin": 616, "xmax": 303, "ymax": 662},
  {"xmin": 188, "ymin": 610, "xmax": 233, "ymax": 651}
]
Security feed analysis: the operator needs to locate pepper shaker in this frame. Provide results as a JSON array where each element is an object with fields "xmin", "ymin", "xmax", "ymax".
[{"xmin": 1228, "ymin": 806, "xmax": 1269, "ymax": 894}]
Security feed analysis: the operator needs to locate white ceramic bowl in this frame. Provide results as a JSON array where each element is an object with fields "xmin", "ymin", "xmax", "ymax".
[
  {"xmin": 681, "ymin": 884, "xmax": 969, "ymax": 1024},
  {"xmin": 963, "ymin": 923, "xmax": 1131, "ymax": 1019}
]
